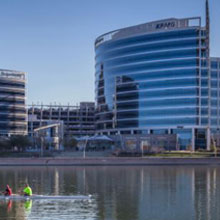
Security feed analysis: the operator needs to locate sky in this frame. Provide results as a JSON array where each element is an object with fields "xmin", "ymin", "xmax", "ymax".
[{"xmin": 0, "ymin": 0, "xmax": 219, "ymax": 105}]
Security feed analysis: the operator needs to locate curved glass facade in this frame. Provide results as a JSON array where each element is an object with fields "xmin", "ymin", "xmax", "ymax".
[
  {"xmin": 0, "ymin": 69, "xmax": 27, "ymax": 136},
  {"xmin": 95, "ymin": 17, "xmax": 219, "ymax": 150}
]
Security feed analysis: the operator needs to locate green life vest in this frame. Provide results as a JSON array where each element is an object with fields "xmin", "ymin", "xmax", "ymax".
[{"xmin": 23, "ymin": 186, "xmax": 32, "ymax": 196}]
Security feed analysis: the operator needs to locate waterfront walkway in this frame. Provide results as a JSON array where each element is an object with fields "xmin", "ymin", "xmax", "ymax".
[{"xmin": 1, "ymin": 157, "xmax": 220, "ymax": 166}]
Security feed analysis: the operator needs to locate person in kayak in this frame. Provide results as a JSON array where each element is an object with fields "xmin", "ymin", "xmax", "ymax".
[
  {"xmin": 3, "ymin": 185, "xmax": 12, "ymax": 196},
  {"xmin": 23, "ymin": 184, "xmax": 32, "ymax": 196}
]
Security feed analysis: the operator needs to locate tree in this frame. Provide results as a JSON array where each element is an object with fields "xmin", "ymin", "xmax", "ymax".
[
  {"xmin": 0, "ymin": 137, "xmax": 11, "ymax": 151},
  {"xmin": 63, "ymin": 137, "xmax": 77, "ymax": 150},
  {"xmin": 9, "ymin": 135, "xmax": 31, "ymax": 152}
]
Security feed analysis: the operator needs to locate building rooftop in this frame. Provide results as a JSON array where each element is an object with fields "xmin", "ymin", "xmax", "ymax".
[
  {"xmin": 0, "ymin": 69, "xmax": 26, "ymax": 80},
  {"xmin": 95, "ymin": 17, "xmax": 202, "ymax": 48}
]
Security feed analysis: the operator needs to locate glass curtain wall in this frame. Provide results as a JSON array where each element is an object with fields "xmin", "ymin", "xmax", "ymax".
[{"xmin": 95, "ymin": 18, "xmax": 214, "ymax": 149}]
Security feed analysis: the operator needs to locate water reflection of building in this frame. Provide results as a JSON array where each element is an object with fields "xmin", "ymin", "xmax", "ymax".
[
  {"xmin": 137, "ymin": 166, "xmax": 220, "ymax": 220},
  {"xmin": 1, "ymin": 166, "xmax": 220, "ymax": 219},
  {"xmin": 0, "ymin": 167, "xmax": 98, "ymax": 220},
  {"xmin": 138, "ymin": 167, "xmax": 195, "ymax": 220},
  {"xmin": 194, "ymin": 167, "xmax": 220, "ymax": 220},
  {"xmin": 0, "ymin": 201, "xmax": 26, "ymax": 220},
  {"xmin": 78, "ymin": 167, "xmax": 140, "ymax": 220}
]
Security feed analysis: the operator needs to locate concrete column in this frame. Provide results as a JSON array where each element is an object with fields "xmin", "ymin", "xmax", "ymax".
[
  {"xmin": 192, "ymin": 128, "xmax": 195, "ymax": 151},
  {"xmin": 168, "ymin": 129, "xmax": 171, "ymax": 134},
  {"xmin": 54, "ymin": 126, "xmax": 58, "ymax": 137}
]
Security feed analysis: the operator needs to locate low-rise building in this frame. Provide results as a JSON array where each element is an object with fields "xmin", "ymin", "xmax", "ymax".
[{"xmin": 28, "ymin": 102, "xmax": 95, "ymax": 138}]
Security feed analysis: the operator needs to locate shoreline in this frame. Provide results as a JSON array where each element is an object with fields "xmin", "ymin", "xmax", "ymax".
[{"xmin": 1, "ymin": 157, "xmax": 220, "ymax": 166}]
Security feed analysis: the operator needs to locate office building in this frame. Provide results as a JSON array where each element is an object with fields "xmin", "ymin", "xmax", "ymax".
[
  {"xmin": 0, "ymin": 69, "xmax": 27, "ymax": 136},
  {"xmin": 95, "ymin": 0, "xmax": 219, "ymax": 150}
]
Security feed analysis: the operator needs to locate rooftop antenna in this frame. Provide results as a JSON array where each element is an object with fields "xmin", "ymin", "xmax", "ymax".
[{"xmin": 206, "ymin": 0, "xmax": 211, "ymax": 151}]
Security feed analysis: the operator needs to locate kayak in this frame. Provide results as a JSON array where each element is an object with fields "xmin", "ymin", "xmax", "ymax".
[{"xmin": 0, "ymin": 195, "xmax": 92, "ymax": 200}]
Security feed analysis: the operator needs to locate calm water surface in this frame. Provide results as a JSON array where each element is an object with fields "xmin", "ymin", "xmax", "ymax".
[{"xmin": 0, "ymin": 166, "xmax": 220, "ymax": 220}]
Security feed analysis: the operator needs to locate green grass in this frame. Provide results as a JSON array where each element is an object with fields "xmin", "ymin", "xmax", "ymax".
[{"xmin": 146, "ymin": 151, "xmax": 217, "ymax": 158}]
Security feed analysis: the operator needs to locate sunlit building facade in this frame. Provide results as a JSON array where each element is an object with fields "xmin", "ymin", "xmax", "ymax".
[
  {"xmin": 0, "ymin": 69, "xmax": 27, "ymax": 136},
  {"xmin": 95, "ymin": 1, "xmax": 220, "ymax": 150}
]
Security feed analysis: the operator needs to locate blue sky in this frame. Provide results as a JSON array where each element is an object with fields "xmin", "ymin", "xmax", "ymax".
[{"xmin": 0, "ymin": 0, "xmax": 219, "ymax": 105}]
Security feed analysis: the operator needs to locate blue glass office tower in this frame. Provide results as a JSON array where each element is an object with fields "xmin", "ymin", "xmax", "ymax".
[{"xmin": 95, "ymin": 0, "xmax": 219, "ymax": 150}]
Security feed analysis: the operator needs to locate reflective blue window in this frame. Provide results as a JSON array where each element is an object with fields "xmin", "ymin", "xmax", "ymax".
[
  {"xmin": 201, "ymin": 118, "xmax": 208, "ymax": 125},
  {"xmin": 117, "ymin": 98, "xmax": 197, "ymax": 110},
  {"xmin": 211, "ymin": 119, "xmax": 217, "ymax": 125},
  {"xmin": 211, "ymin": 109, "xmax": 217, "ymax": 116},
  {"xmin": 201, "ymin": 89, "xmax": 208, "ymax": 96},
  {"xmin": 138, "ymin": 78, "xmax": 197, "ymax": 90},
  {"xmin": 211, "ymin": 100, "xmax": 217, "ymax": 106},
  {"xmin": 108, "ymin": 59, "xmax": 197, "ymax": 75},
  {"xmin": 201, "ymin": 108, "xmax": 208, "ymax": 115},
  {"xmin": 201, "ymin": 79, "xmax": 208, "ymax": 87},
  {"xmin": 98, "ymin": 39, "xmax": 198, "ymax": 60},
  {"xmin": 113, "ymin": 69, "xmax": 198, "ymax": 81},
  {"xmin": 211, "ymin": 81, "xmax": 217, "ymax": 88},
  {"xmin": 201, "ymin": 60, "xmax": 207, "ymax": 67},
  {"xmin": 211, "ymin": 61, "xmax": 218, "ymax": 69},
  {"xmin": 138, "ymin": 118, "xmax": 197, "ymax": 126},
  {"xmin": 138, "ymin": 108, "xmax": 197, "ymax": 117},
  {"xmin": 116, "ymin": 108, "xmax": 198, "ymax": 120},
  {"xmin": 96, "ymin": 29, "xmax": 198, "ymax": 52},
  {"xmin": 138, "ymin": 88, "xmax": 196, "ymax": 98},
  {"xmin": 201, "ymin": 98, "xmax": 208, "ymax": 105},
  {"xmin": 117, "ymin": 88, "xmax": 197, "ymax": 101},
  {"xmin": 211, "ymin": 71, "xmax": 217, "ymax": 78},
  {"xmin": 117, "ymin": 121, "xmax": 138, "ymax": 128},
  {"xmin": 211, "ymin": 90, "xmax": 217, "ymax": 97},
  {"xmin": 104, "ymin": 49, "xmax": 197, "ymax": 67},
  {"xmin": 201, "ymin": 70, "xmax": 208, "ymax": 77},
  {"xmin": 117, "ymin": 111, "xmax": 138, "ymax": 119}
]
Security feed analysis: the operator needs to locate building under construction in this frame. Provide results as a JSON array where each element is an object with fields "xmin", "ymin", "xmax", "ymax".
[{"xmin": 28, "ymin": 102, "xmax": 95, "ymax": 138}]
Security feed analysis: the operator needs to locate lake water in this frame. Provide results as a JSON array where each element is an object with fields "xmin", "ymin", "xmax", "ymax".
[{"xmin": 0, "ymin": 166, "xmax": 220, "ymax": 220}]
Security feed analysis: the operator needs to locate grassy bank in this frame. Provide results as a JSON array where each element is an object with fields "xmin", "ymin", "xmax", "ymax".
[{"xmin": 147, "ymin": 151, "xmax": 217, "ymax": 158}]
